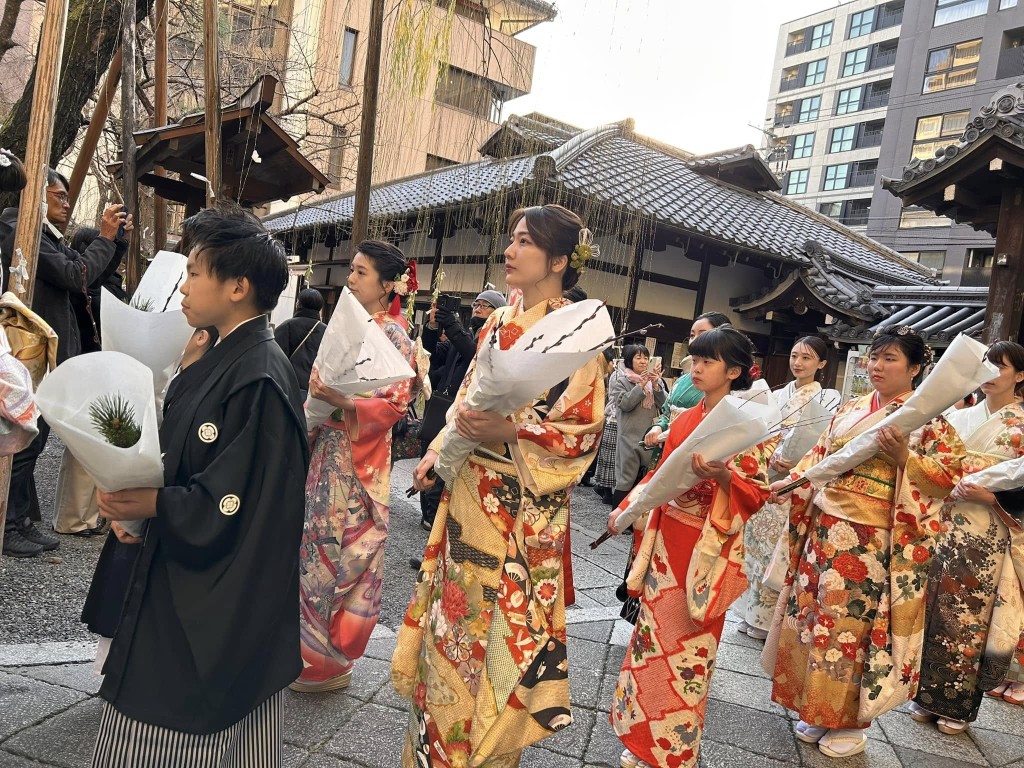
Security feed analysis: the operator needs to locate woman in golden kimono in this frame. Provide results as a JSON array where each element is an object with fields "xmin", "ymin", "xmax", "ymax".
[
  {"xmin": 611, "ymin": 326, "xmax": 772, "ymax": 768},
  {"xmin": 740, "ymin": 336, "xmax": 837, "ymax": 641},
  {"xmin": 392, "ymin": 204, "xmax": 605, "ymax": 768},
  {"xmin": 766, "ymin": 326, "xmax": 964, "ymax": 759},
  {"xmin": 910, "ymin": 341, "xmax": 1024, "ymax": 733}
]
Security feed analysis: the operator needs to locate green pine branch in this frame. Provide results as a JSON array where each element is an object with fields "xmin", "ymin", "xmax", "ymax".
[{"xmin": 89, "ymin": 394, "xmax": 142, "ymax": 448}]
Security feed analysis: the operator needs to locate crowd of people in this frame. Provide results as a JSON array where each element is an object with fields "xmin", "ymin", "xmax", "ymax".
[{"xmin": 0, "ymin": 153, "xmax": 1023, "ymax": 768}]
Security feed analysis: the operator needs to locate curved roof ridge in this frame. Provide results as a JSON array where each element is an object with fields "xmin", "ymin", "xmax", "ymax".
[{"xmin": 532, "ymin": 118, "xmax": 635, "ymax": 179}]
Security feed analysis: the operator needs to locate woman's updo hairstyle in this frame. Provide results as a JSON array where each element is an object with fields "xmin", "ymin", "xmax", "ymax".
[
  {"xmin": 508, "ymin": 204, "xmax": 588, "ymax": 290},
  {"xmin": 869, "ymin": 325, "xmax": 932, "ymax": 387},
  {"xmin": 688, "ymin": 326, "xmax": 757, "ymax": 392},
  {"xmin": 622, "ymin": 344, "xmax": 650, "ymax": 372},
  {"xmin": 356, "ymin": 239, "xmax": 409, "ymax": 299},
  {"xmin": 0, "ymin": 149, "xmax": 26, "ymax": 193}
]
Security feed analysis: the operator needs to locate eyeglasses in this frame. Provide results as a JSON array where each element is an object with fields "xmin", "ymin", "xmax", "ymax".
[
  {"xmin": 471, "ymin": 301, "xmax": 491, "ymax": 310},
  {"xmin": 47, "ymin": 189, "xmax": 69, "ymax": 205}
]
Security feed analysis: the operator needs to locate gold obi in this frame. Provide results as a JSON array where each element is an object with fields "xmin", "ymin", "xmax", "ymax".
[
  {"xmin": 963, "ymin": 450, "xmax": 1003, "ymax": 476},
  {"xmin": 816, "ymin": 435, "xmax": 897, "ymax": 529}
]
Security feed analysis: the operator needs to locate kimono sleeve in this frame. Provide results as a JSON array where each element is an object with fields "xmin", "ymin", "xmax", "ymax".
[
  {"xmin": 156, "ymin": 380, "xmax": 303, "ymax": 566},
  {"xmin": 510, "ymin": 356, "xmax": 606, "ymax": 497},
  {"xmin": 347, "ymin": 318, "xmax": 416, "ymax": 443},
  {"xmin": 903, "ymin": 416, "xmax": 964, "ymax": 501},
  {"xmin": 717, "ymin": 440, "xmax": 773, "ymax": 533}
]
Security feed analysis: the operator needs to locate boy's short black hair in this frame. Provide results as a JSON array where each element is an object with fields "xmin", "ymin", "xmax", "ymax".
[
  {"xmin": 182, "ymin": 207, "xmax": 288, "ymax": 313},
  {"xmin": 688, "ymin": 326, "xmax": 756, "ymax": 391}
]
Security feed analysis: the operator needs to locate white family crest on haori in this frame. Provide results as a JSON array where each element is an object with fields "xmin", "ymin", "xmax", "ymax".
[
  {"xmin": 36, "ymin": 351, "xmax": 164, "ymax": 537},
  {"xmin": 795, "ymin": 333, "xmax": 998, "ymax": 491},
  {"xmin": 612, "ymin": 394, "xmax": 782, "ymax": 533},
  {"xmin": 434, "ymin": 298, "xmax": 615, "ymax": 485},
  {"xmin": 304, "ymin": 287, "xmax": 416, "ymax": 430}
]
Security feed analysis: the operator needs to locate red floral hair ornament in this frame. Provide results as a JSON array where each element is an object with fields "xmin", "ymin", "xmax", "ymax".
[
  {"xmin": 389, "ymin": 261, "xmax": 419, "ymax": 317},
  {"xmin": 749, "ymin": 363, "xmax": 762, "ymax": 380}
]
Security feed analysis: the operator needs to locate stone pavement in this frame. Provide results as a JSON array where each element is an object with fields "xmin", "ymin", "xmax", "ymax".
[{"xmin": 3, "ymin": 460, "xmax": 1024, "ymax": 766}]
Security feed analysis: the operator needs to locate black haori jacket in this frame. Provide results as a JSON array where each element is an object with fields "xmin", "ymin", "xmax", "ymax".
[{"xmin": 99, "ymin": 316, "xmax": 309, "ymax": 734}]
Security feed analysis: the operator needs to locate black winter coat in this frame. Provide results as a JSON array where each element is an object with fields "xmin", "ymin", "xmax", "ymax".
[{"xmin": 273, "ymin": 307, "xmax": 324, "ymax": 392}]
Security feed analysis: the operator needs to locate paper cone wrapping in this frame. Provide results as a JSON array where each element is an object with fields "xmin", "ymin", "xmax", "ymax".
[
  {"xmin": 957, "ymin": 456, "xmax": 1024, "ymax": 494},
  {"xmin": 133, "ymin": 251, "xmax": 187, "ymax": 312},
  {"xmin": 100, "ymin": 288, "xmax": 194, "ymax": 401},
  {"xmin": 304, "ymin": 288, "xmax": 416, "ymax": 430},
  {"xmin": 612, "ymin": 395, "xmax": 781, "ymax": 532},
  {"xmin": 36, "ymin": 352, "xmax": 164, "ymax": 537},
  {"xmin": 774, "ymin": 396, "xmax": 834, "ymax": 468},
  {"xmin": 435, "ymin": 300, "xmax": 615, "ymax": 484},
  {"xmin": 802, "ymin": 333, "xmax": 998, "ymax": 489}
]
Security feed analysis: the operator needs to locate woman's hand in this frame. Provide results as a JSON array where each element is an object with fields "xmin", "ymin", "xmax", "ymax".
[
  {"xmin": 644, "ymin": 426, "xmax": 663, "ymax": 447},
  {"xmin": 97, "ymin": 488, "xmax": 158, "ymax": 521},
  {"xmin": 768, "ymin": 477, "xmax": 800, "ymax": 504},
  {"xmin": 607, "ymin": 507, "xmax": 622, "ymax": 536},
  {"xmin": 693, "ymin": 453, "xmax": 731, "ymax": 486},
  {"xmin": 413, "ymin": 450, "xmax": 438, "ymax": 491},
  {"xmin": 876, "ymin": 425, "xmax": 910, "ymax": 467},
  {"xmin": 951, "ymin": 480, "xmax": 996, "ymax": 505},
  {"xmin": 309, "ymin": 366, "xmax": 354, "ymax": 412},
  {"xmin": 454, "ymin": 405, "xmax": 517, "ymax": 443},
  {"xmin": 111, "ymin": 521, "xmax": 143, "ymax": 545},
  {"xmin": 770, "ymin": 454, "xmax": 795, "ymax": 472}
]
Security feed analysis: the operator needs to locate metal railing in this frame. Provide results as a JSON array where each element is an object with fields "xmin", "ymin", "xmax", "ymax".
[
  {"xmin": 774, "ymin": 114, "xmax": 798, "ymax": 127},
  {"xmin": 863, "ymin": 91, "xmax": 890, "ymax": 109},
  {"xmin": 870, "ymin": 48, "xmax": 897, "ymax": 69},
  {"xmin": 877, "ymin": 6, "xmax": 903, "ymax": 30},
  {"xmin": 786, "ymin": 38, "xmax": 810, "ymax": 56},
  {"xmin": 850, "ymin": 169, "xmax": 877, "ymax": 187},
  {"xmin": 857, "ymin": 129, "xmax": 883, "ymax": 149},
  {"xmin": 779, "ymin": 77, "xmax": 802, "ymax": 93}
]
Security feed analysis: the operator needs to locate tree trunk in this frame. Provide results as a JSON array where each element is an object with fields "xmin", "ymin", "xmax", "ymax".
[{"xmin": 0, "ymin": 0, "xmax": 155, "ymax": 208}]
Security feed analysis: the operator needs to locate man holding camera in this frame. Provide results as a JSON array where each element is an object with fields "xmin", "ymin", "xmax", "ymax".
[{"xmin": 415, "ymin": 290, "xmax": 506, "ymax": 530}]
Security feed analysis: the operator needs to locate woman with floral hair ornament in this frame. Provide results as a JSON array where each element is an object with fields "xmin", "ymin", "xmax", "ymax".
[
  {"xmin": 393, "ymin": 204, "xmax": 606, "ymax": 768},
  {"xmin": 293, "ymin": 240, "xmax": 421, "ymax": 692},
  {"xmin": 765, "ymin": 326, "xmax": 965, "ymax": 759}
]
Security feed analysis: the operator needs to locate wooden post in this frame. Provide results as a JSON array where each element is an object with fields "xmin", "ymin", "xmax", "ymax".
[
  {"xmin": 121, "ymin": 0, "xmax": 140, "ymax": 291},
  {"xmin": 68, "ymin": 50, "xmax": 122, "ymax": 211},
  {"xmin": 622, "ymin": 235, "xmax": 646, "ymax": 333},
  {"xmin": 984, "ymin": 181, "xmax": 1024, "ymax": 343},
  {"xmin": 203, "ymin": 0, "xmax": 222, "ymax": 207},
  {"xmin": 350, "ymin": 0, "xmax": 385, "ymax": 243},
  {"xmin": 1, "ymin": 0, "xmax": 71, "ymax": 552},
  {"xmin": 153, "ymin": 0, "xmax": 169, "ymax": 248}
]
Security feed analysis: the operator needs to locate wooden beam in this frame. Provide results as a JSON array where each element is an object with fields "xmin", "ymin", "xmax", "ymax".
[
  {"xmin": 984, "ymin": 182, "xmax": 1024, "ymax": 344},
  {"xmin": 68, "ymin": 50, "xmax": 121, "ymax": 210},
  {"xmin": 943, "ymin": 183, "xmax": 984, "ymax": 210},
  {"xmin": 121, "ymin": 0, "xmax": 140, "ymax": 292},
  {"xmin": 153, "ymin": 0, "xmax": 168, "ymax": 250},
  {"xmin": 203, "ymin": 0, "xmax": 221, "ymax": 205},
  {"xmin": 351, "ymin": 0, "xmax": 385, "ymax": 242}
]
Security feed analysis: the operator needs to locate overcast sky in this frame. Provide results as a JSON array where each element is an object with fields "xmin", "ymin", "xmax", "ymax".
[{"xmin": 505, "ymin": 0, "xmax": 840, "ymax": 154}]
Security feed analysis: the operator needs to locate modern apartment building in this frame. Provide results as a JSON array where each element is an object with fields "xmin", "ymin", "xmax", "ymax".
[{"xmin": 766, "ymin": 0, "xmax": 1024, "ymax": 286}]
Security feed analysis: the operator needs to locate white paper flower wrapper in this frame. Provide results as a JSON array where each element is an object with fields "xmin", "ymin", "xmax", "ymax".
[
  {"xmin": 133, "ymin": 250, "xmax": 187, "ymax": 312},
  {"xmin": 304, "ymin": 288, "xmax": 416, "ymax": 430},
  {"xmin": 774, "ymin": 396, "xmax": 834, "ymax": 468},
  {"xmin": 957, "ymin": 456, "xmax": 1024, "ymax": 494},
  {"xmin": 612, "ymin": 395, "xmax": 782, "ymax": 532},
  {"xmin": 36, "ymin": 352, "xmax": 163, "ymax": 537},
  {"xmin": 435, "ymin": 300, "xmax": 615, "ymax": 484},
  {"xmin": 800, "ymin": 333, "xmax": 998, "ymax": 490},
  {"xmin": 100, "ymin": 287, "xmax": 194, "ymax": 401}
]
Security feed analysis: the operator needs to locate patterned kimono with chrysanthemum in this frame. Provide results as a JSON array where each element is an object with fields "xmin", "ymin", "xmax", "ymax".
[
  {"xmin": 391, "ymin": 298, "xmax": 605, "ymax": 768},
  {"xmin": 611, "ymin": 403, "xmax": 773, "ymax": 768},
  {"xmin": 765, "ymin": 392, "xmax": 964, "ymax": 729},
  {"xmin": 915, "ymin": 402, "xmax": 1024, "ymax": 722}
]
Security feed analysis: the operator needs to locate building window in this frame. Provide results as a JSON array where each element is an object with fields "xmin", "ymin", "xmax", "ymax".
[
  {"xmin": 850, "ymin": 8, "xmax": 876, "ymax": 38},
  {"xmin": 792, "ymin": 132, "xmax": 815, "ymax": 158},
  {"xmin": 339, "ymin": 28, "xmax": 358, "ymax": 86},
  {"xmin": 830, "ymin": 125, "xmax": 855, "ymax": 152},
  {"xmin": 899, "ymin": 205, "xmax": 952, "ymax": 228},
  {"xmin": 963, "ymin": 248, "xmax": 995, "ymax": 286},
  {"xmin": 901, "ymin": 250, "xmax": 947, "ymax": 276},
  {"xmin": 328, "ymin": 125, "xmax": 346, "ymax": 181},
  {"xmin": 935, "ymin": 0, "xmax": 988, "ymax": 26},
  {"xmin": 775, "ymin": 102, "xmax": 795, "ymax": 125},
  {"xmin": 924, "ymin": 38, "xmax": 980, "ymax": 93},
  {"xmin": 811, "ymin": 21, "xmax": 833, "ymax": 49},
  {"xmin": 836, "ymin": 86, "xmax": 863, "ymax": 115},
  {"xmin": 781, "ymin": 65, "xmax": 801, "ymax": 89},
  {"xmin": 435, "ymin": 66, "xmax": 504, "ymax": 122},
  {"xmin": 844, "ymin": 198, "xmax": 871, "ymax": 225},
  {"xmin": 911, "ymin": 110, "xmax": 970, "ymax": 160},
  {"xmin": 843, "ymin": 48, "xmax": 869, "ymax": 77},
  {"xmin": 786, "ymin": 29, "xmax": 808, "ymax": 56},
  {"xmin": 1002, "ymin": 0, "xmax": 1018, "ymax": 9},
  {"xmin": 805, "ymin": 59, "xmax": 827, "ymax": 86},
  {"xmin": 425, "ymin": 153, "xmax": 457, "ymax": 171},
  {"xmin": 819, "ymin": 202, "xmax": 842, "ymax": 218},
  {"xmin": 786, "ymin": 168, "xmax": 810, "ymax": 194},
  {"xmin": 225, "ymin": 0, "xmax": 281, "ymax": 49},
  {"xmin": 798, "ymin": 95, "xmax": 821, "ymax": 122},
  {"xmin": 823, "ymin": 163, "xmax": 851, "ymax": 191}
]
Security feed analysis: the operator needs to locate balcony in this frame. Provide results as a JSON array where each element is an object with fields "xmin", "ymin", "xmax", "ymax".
[
  {"xmin": 877, "ymin": 5, "xmax": 904, "ymax": 30},
  {"xmin": 863, "ymin": 91, "xmax": 890, "ymax": 109},
  {"xmin": 839, "ymin": 210, "xmax": 870, "ymax": 226},
  {"xmin": 857, "ymin": 129, "xmax": 883, "ymax": 149},
  {"xmin": 850, "ymin": 169, "xmax": 877, "ymax": 187},
  {"xmin": 774, "ymin": 114, "xmax": 798, "ymax": 127},
  {"xmin": 779, "ymin": 77, "xmax": 802, "ymax": 93},
  {"xmin": 786, "ymin": 37, "xmax": 810, "ymax": 57},
  {"xmin": 870, "ymin": 47, "xmax": 897, "ymax": 69},
  {"xmin": 997, "ymin": 46, "xmax": 1024, "ymax": 80}
]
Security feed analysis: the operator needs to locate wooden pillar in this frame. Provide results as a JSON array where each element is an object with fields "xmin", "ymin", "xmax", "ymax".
[
  {"xmin": 1, "ymin": 0, "xmax": 71, "ymax": 550},
  {"xmin": 984, "ymin": 181, "xmax": 1024, "ymax": 343},
  {"xmin": 153, "ymin": 0, "xmax": 169, "ymax": 248},
  {"xmin": 68, "ymin": 50, "xmax": 122, "ymax": 211},
  {"xmin": 622, "ymin": 236, "xmax": 646, "ymax": 332},
  {"xmin": 350, "ymin": 0, "xmax": 385, "ymax": 243},
  {"xmin": 203, "ymin": 0, "xmax": 222, "ymax": 206},
  {"xmin": 121, "ymin": 0, "xmax": 140, "ymax": 291},
  {"xmin": 692, "ymin": 250, "xmax": 712, "ymax": 317}
]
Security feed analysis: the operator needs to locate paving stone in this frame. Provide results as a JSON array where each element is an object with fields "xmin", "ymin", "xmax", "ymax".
[
  {"xmin": 610, "ymin": 619, "xmax": 634, "ymax": 647},
  {"xmin": 599, "ymin": 672, "xmax": 619, "ymax": 710},
  {"xmin": 565, "ymin": 620, "xmax": 613, "ymax": 644},
  {"xmin": 568, "ymin": 559, "xmax": 621, "ymax": 589},
  {"xmin": 892, "ymin": 746, "xmax": 987, "ymax": 768},
  {"xmin": 581, "ymin": 707, "xmax": 623, "ymax": 768},
  {"xmin": 300, "ymin": 755, "xmax": 349, "ymax": 768},
  {"xmin": 971, "ymin": 726, "xmax": 1024, "ymax": 767},
  {"xmin": 282, "ymin": 689, "xmax": 362, "ymax": 749},
  {"xmin": 520, "ymin": 746, "xmax": 583, "ymax": 768},
  {"xmin": 0, "ymin": 670, "xmax": 87, "ymax": 740},
  {"xmin": 0, "ymin": 749, "xmax": 51, "ymax": 766},
  {"xmin": 360, "ymin": 636, "xmax": 396, "ymax": 663},
  {"xmin": 718, "ymin": 625, "xmax": 769, "ymax": 652},
  {"xmin": 976, "ymin": 697, "xmax": 1024, "ymax": 739},
  {"xmin": 697, "ymin": 739, "xmax": 798, "ymax": 767},
  {"xmin": 324, "ymin": 703, "xmax": 407, "ymax": 767},
  {"xmin": 878, "ymin": 711, "xmax": 987, "ymax": 765},
  {"xmin": 707, "ymin": 667, "xmax": 790, "ymax": 719},
  {"xmin": 344, "ymin": 656, "xmax": 393, "ymax": 702},
  {"xmin": 702, "ymin": 699, "xmax": 798, "ymax": 763},
  {"xmin": 713, "ymin": 639, "xmax": 770, "ymax": 680},
  {"xmin": 2, "ymin": 697, "xmax": 101, "ymax": 768},
  {"xmin": 566, "ymin": 637, "xmax": 608, "ymax": 674},
  {"xmin": 541, "ymin": 707, "xmax": 594, "ymax": 760},
  {"xmin": 283, "ymin": 744, "xmax": 308, "ymax": 768},
  {"xmin": 796, "ymin": 737, "xmax": 902, "ymax": 768},
  {"xmin": 370, "ymin": 680, "xmax": 409, "ymax": 713},
  {"xmin": 568, "ymin": 665, "xmax": 604, "ymax": 710},
  {"xmin": 567, "ymin": 591, "xmax": 605, "ymax": 610},
  {"xmin": 14, "ymin": 664, "xmax": 102, "ymax": 696}
]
